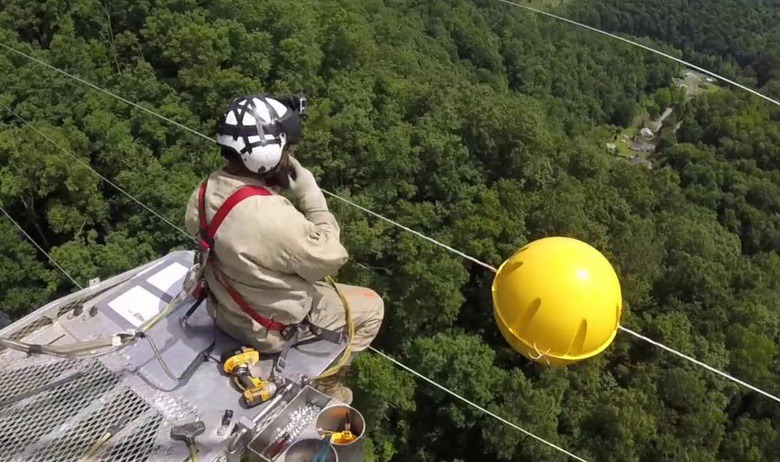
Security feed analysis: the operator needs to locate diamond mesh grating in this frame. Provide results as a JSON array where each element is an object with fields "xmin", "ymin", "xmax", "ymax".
[
  {"xmin": 0, "ymin": 352, "xmax": 199, "ymax": 462},
  {"xmin": 28, "ymin": 387, "xmax": 151, "ymax": 461},
  {"xmin": 0, "ymin": 357, "xmax": 79, "ymax": 400},
  {"xmin": 97, "ymin": 413, "xmax": 164, "ymax": 462},
  {"xmin": 0, "ymin": 361, "xmax": 121, "ymax": 460}
]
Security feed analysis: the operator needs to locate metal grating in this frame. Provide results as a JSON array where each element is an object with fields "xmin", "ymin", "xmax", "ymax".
[
  {"xmin": 0, "ymin": 356, "xmax": 80, "ymax": 400},
  {"xmin": 0, "ymin": 361, "xmax": 121, "ymax": 460},
  {"xmin": 0, "ymin": 353, "xmax": 199, "ymax": 462},
  {"xmin": 97, "ymin": 413, "xmax": 164, "ymax": 462},
  {"xmin": 30, "ymin": 387, "xmax": 150, "ymax": 461}
]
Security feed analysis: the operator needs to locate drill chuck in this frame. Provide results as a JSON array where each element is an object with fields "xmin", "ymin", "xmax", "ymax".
[{"xmin": 242, "ymin": 381, "xmax": 279, "ymax": 407}]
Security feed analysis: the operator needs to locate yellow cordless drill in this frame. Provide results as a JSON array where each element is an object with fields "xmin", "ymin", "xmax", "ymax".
[{"xmin": 221, "ymin": 347, "xmax": 280, "ymax": 407}]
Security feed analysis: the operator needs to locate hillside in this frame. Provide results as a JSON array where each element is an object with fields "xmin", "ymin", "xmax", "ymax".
[{"xmin": 565, "ymin": 0, "xmax": 780, "ymax": 97}]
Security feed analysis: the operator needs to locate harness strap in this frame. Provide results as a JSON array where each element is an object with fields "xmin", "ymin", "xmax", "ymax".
[
  {"xmin": 272, "ymin": 321, "xmax": 344, "ymax": 379},
  {"xmin": 198, "ymin": 179, "xmax": 285, "ymax": 332},
  {"xmin": 211, "ymin": 263, "xmax": 288, "ymax": 332},
  {"xmin": 199, "ymin": 181, "xmax": 272, "ymax": 250},
  {"xmin": 197, "ymin": 178, "xmax": 344, "ymax": 379}
]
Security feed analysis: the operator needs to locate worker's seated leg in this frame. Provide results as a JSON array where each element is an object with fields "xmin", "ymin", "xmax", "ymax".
[{"xmin": 305, "ymin": 282, "xmax": 385, "ymax": 404}]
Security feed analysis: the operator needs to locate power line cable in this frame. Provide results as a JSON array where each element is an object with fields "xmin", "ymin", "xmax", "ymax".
[
  {"xmin": 0, "ymin": 204, "xmax": 84, "ymax": 289},
  {"xmin": 324, "ymin": 192, "xmax": 497, "ymax": 272},
  {"xmin": 495, "ymin": 0, "xmax": 780, "ymax": 108},
  {"xmin": 0, "ymin": 42, "xmax": 214, "ymax": 142},
  {"xmin": 2, "ymin": 40, "xmax": 778, "ymax": 404},
  {"xmin": 3, "ymin": 105, "xmax": 194, "ymax": 241},
  {"xmin": 618, "ymin": 326, "xmax": 780, "ymax": 404},
  {"xmin": 369, "ymin": 346, "xmax": 588, "ymax": 462}
]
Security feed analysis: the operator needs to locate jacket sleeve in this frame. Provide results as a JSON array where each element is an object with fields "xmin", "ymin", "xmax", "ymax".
[
  {"xmin": 184, "ymin": 187, "xmax": 200, "ymax": 237},
  {"xmin": 269, "ymin": 197, "xmax": 349, "ymax": 282}
]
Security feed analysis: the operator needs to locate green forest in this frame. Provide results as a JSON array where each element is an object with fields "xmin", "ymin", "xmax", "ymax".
[
  {"xmin": 0, "ymin": 0, "xmax": 778, "ymax": 461},
  {"xmin": 563, "ymin": 0, "xmax": 780, "ymax": 97}
]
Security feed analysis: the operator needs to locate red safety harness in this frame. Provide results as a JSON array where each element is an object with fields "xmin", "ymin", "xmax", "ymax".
[{"xmin": 197, "ymin": 180, "xmax": 288, "ymax": 332}]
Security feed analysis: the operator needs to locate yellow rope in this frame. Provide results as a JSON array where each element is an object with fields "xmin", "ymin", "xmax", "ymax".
[
  {"xmin": 312, "ymin": 276, "xmax": 354, "ymax": 380},
  {"xmin": 188, "ymin": 444, "xmax": 199, "ymax": 462}
]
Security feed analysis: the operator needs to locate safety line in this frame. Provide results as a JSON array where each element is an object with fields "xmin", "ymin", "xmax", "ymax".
[
  {"xmin": 0, "ymin": 204, "xmax": 84, "ymax": 289},
  {"xmin": 4, "ymin": 41, "xmax": 778, "ymax": 405},
  {"xmin": 0, "ymin": 42, "xmax": 214, "ymax": 143},
  {"xmin": 495, "ymin": 0, "xmax": 780, "ymax": 109},
  {"xmin": 618, "ymin": 326, "xmax": 780, "ymax": 404},
  {"xmin": 368, "ymin": 346, "xmax": 588, "ymax": 461},
  {"xmin": 3, "ymin": 105, "xmax": 194, "ymax": 241},
  {"xmin": 324, "ymin": 192, "xmax": 498, "ymax": 272}
]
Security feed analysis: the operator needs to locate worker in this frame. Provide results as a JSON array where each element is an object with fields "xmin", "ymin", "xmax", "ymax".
[{"xmin": 184, "ymin": 94, "xmax": 384, "ymax": 404}]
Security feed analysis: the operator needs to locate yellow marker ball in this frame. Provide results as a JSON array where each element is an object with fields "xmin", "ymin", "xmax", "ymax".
[{"xmin": 492, "ymin": 237, "xmax": 622, "ymax": 365}]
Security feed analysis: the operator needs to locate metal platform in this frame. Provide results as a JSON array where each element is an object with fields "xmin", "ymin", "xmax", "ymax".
[{"xmin": 0, "ymin": 251, "xmax": 352, "ymax": 462}]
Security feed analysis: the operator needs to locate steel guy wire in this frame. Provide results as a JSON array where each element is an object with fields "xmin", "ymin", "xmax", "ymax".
[
  {"xmin": 618, "ymin": 326, "xmax": 780, "ymax": 404},
  {"xmin": 368, "ymin": 346, "xmax": 589, "ymax": 462},
  {"xmin": 0, "ymin": 202, "xmax": 185, "ymax": 374},
  {"xmin": 323, "ymin": 191, "xmax": 498, "ymax": 272},
  {"xmin": 0, "ymin": 203, "xmax": 84, "ymax": 289},
  {"xmin": 3, "ymin": 105, "xmax": 194, "ymax": 241},
  {"xmin": 3, "ymin": 40, "xmax": 779, "ymax": 405},
  {"xmin": 495, "ymin": 0, "xmax": 780, "ymax": 108},
  {"xmin": 0, "ymin": 42, "xmax": 213, "ymax": 143}
]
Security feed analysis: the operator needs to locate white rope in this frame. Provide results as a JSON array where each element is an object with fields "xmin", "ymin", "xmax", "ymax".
[
  {"xmin": 618, "ymin": 326, "xmax": 780, "ymax": 404},
  {"xmin": 495, "ymin": 0, "xmax": 780, "ymax": 109},
  {"xmin": 4, "ymin": 106, "xmax": 194, "ymax": 241},
  {"xmin": 368, "ymin": 346, "xmax": 588, "ymax": 461},
  {"xmin": 0, "ymin": 42, "xmax": 214, "ymax": 142},
  {"xmin": 323, "ymin": 191, "xmax": 498, "ymax": 272},
  {"xmin": 0, "ymin": 204, "xmax": 84, "ymax": 289}
]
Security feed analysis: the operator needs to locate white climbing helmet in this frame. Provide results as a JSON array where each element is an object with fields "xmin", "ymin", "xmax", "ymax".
[{"xmin": 216, "ymin": 94, "xmax": 305, "ymax": 173}]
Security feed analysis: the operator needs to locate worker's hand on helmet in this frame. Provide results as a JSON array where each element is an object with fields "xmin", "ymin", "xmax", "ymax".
[
  {"xmin": 287, "ymin": 157, "xmax": 328, "ymax": 213},
  {"xmin": 287, "ymin": 157, "xmax": 317, "ymax": 193}
]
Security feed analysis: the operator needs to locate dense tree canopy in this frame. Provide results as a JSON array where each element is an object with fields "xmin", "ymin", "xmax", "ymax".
[
  {"xmin": 0, "ymin": 0, "xmax": 778, "ymax": 461},
  {"xmin": 565, "ymin": 0, "xmax": 780, "ymax": 98}
]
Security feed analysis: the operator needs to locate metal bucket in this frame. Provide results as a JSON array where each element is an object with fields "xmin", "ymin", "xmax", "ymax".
[
  {"xmin": 315, "ymin": 405, "xmax": 365, "ymax": 462},
  {"xmin": 283, "ymin": 438, "xmax": 338, "ymax": 462}
]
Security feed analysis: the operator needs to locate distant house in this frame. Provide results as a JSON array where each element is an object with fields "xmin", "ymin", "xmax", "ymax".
[
  {"xmin": 606, "ymin": 142, "xmax": 616, "ymax": 154},
  {"xmin": 640, "ymin": 127, "xmax": 654, "ymax": 138},
  {"xmin": 705, "ymin": 77, "xmax": 716, "ymax": 83}
]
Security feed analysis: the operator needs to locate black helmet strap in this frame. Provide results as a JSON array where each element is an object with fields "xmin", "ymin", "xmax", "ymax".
[{"xmin": 218, "ymin": 95, "xmax": 302, "ymax": 155}]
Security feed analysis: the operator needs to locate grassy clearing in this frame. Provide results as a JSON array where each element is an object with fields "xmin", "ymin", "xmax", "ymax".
[{"xmin": 679, "ymin": 70, "xmax": 720, "ymax": 97}]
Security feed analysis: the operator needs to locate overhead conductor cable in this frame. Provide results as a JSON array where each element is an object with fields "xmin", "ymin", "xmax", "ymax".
[
  {"xmin": 495, "ymin": 0, "xmax": 780, "ymax": 108},
  {"xmin": 2, "ymin": 21, "xmax": 779, "ymax": 449}
]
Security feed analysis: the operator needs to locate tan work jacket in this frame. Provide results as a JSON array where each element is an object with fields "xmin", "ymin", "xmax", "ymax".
[{"xmin": 184, "ymin": 169, "xmax": 349, "ymax": 352}]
